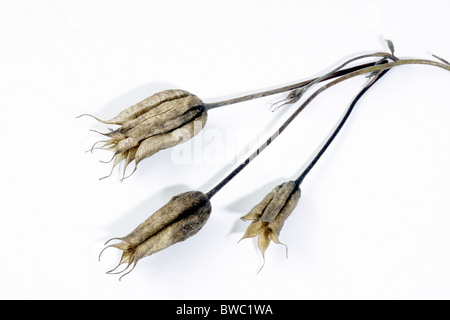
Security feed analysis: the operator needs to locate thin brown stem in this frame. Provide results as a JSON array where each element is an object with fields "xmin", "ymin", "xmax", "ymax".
[
  {"xmin": 295, "ymin": 68, "xmax": 389, "ymax": 185},
  {"xmin": 203, "ymin": 52, "xmax": 393, "ymax": 110},
  {"xmin": 205, "ymin": 57, "xmax": 450, "ymax": 199}
]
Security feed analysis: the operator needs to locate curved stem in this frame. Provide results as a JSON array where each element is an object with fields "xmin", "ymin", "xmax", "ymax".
[
  {"xmin": 205, "ymin": 58, "xmax": 450, "ymax": 199},
  {"xmin": 295, "ymin": 69, "xmax": 389, "ymax": 185},
  {"xmin": 203, "ymin": 52, "xmax": 393, "ymax": 110}
]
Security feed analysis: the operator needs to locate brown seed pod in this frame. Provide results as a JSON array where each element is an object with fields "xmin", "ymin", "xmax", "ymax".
[
  {"xmin": 240, "ymin": 181, "xmax": 301, "ymax": 265},
  {"xmin": 84, "ymin": 90, "xmax": 207, "ymax": 179},
  {"xmin": 83, "ymin": 89, "xmax": 193, "ymax": 125},
  {"xmin": 100, "ymin": 191, "xmax": 212, "ymax": 279}
]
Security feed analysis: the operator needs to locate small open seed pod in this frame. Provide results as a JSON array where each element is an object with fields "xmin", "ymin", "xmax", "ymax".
[
  {"xmin": 85, "ymin": 89, "xmax": 207, "ymax": 179},
  {"xmin": 240, "ymin": 181, "xmax": 301, "ymax": 261}
]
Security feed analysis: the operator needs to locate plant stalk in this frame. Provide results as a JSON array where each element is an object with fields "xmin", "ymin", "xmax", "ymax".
[
  {"xmin": 295, "ymin": 69, "xmax": 389, "ymax": 185},
  {"xmin": 205, "ymin": 57, "xmax": 450, "ymax": 199},
  {"xmin": 203, "ymin": 52, "xmax": 393, "ymax": 110}
]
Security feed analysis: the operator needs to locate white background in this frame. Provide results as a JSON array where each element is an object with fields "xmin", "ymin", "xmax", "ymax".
[{"xmin": 1, "ymin": 0, "xmax": 449, "ymax": 299}]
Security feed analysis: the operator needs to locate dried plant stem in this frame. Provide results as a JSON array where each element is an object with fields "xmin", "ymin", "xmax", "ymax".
[
  {"xmin": 295, "ymin": 69, "xmax": 389, "ymax": 185},
  {"xmin": 205, "ymin": 57, "xmax": 450, "ymax": 199},
  {"xmin": 203, "ymin": 52, "xmax": 393, "ymax": 110}
]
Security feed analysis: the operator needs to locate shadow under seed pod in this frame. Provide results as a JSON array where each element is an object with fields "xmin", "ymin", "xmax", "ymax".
[
  {"xmin": 81, "ymin": 89, "xmax": 208, "ymax": 180},
  {"xmin": 99, "ymin": 191, "xmax": 211, "ymax": 280}
]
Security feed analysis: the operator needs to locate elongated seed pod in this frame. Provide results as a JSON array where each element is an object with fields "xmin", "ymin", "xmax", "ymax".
[
  {"xmin": 133, "ymin": 111, "xmax": 207, "ymax": 166},
  {"xmin": 130, "ymin": 205, "xmax": 210, "ymax": 261},
  {"xmin": 86, "ymin": 90, "xmax": 207, "ymax": 179},
  {"xmin": 126, "ymin": 106, "xmax": 204, "ymax": 140},
  {"xmin": 120, "ymin": 95, "xmax": 202, "ymax": 131},
  {"xmin": 260, "ymin": 181, "xmax": 297, "ymax": 222},
  {"xmin": 120, "ymin": 191, "xmax": 206, "ymax": 245},
  {"xmin": 268, "ymin": 187, "xmax": 301, "ymax": 236},
  {"xmin": 114, "ymin": 136, "xmax": 140, "ymax": 154},
  {"xmin": 96, "ymin": 89, "xmax": 192, "ymax": 125},
  {"xmin": 102, "ymin": 191, "xmax": 212, "ymax": 278}
]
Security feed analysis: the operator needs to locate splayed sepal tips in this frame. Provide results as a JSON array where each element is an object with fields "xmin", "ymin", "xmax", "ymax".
[
  {"xmin": 82, "ymin": 89, "xmax": 207, "ymax": 180},
  {"xmin": 100, "ymin": 191, "xmax": 211, "ymax": 279},
  {"xmin": 240, "ymin": 181, "xmax": 301, "ymax": 267}
]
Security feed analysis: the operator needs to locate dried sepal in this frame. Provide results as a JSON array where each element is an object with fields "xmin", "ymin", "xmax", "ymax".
[
  {"xmin": 258, "ymin": 228, "xmax": 271, "ymax": 258},
  {"xmin": 100, "ymin": 191, "xmax": 212, "ymax": 279},
  {"xmin": 240, "ymin": 219, "xmax": 266, "ymax": 240}
]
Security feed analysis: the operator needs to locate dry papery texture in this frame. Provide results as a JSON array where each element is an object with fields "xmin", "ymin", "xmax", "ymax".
[
  {"xmin": 91, "ymin": 47, "xmax": 450, "ymax": 278},
  {"xmin": 101, "ymin": 191, "xmax": 211, "ymax": 279},
  {"xmin": 240, "ymin": 181, "xmax": 301, "ymax": 260},
  {"xmin": 86, "ymin": 90, "xmax": 207, "ymax": 179}
]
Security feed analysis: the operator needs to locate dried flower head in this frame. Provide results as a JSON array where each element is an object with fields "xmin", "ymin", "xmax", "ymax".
[
  {"xmin": 240, "ymin": 181, "xmax": 301, "ymax": 264},
  {"xmin": 100, "ymin": 191, "xmax": 211, "ymax": 279},
  {"xmin": 83, "ymin": 89, "xmax": 207, "ymax": 179}
]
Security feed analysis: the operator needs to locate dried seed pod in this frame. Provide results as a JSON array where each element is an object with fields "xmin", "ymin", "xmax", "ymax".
[
  {"xmin": 101, "ymin": 191, "xmax": 211, "ymax": 279},
  {"xmin": 85, "ymin": 90, "xmax": 207, "ymax": 179},
  {"xmin": 87, "ymin": 89, "xmax": 193, "ymax": 125},
  {"xmin": 240, "ymin": 181, "xmax": 301, "ymax": 262}
]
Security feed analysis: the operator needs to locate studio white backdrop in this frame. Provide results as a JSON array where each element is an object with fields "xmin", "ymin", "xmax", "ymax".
[{"xmin": 1, "ymin": 0, "xmax": 449, "ymax": 299}]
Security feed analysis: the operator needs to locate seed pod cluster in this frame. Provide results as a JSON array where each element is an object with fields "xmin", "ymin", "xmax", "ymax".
[
  {"xmin": 101, "ymin": 191, "xmax": 212, "ymax": 279},
  {"xmin": 240, "ymin": 181, "xmax": 301, "ymax": 259},
  {"xmin": 88, "ymin": 89, "xmax": 207, "ymax": 179}
]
